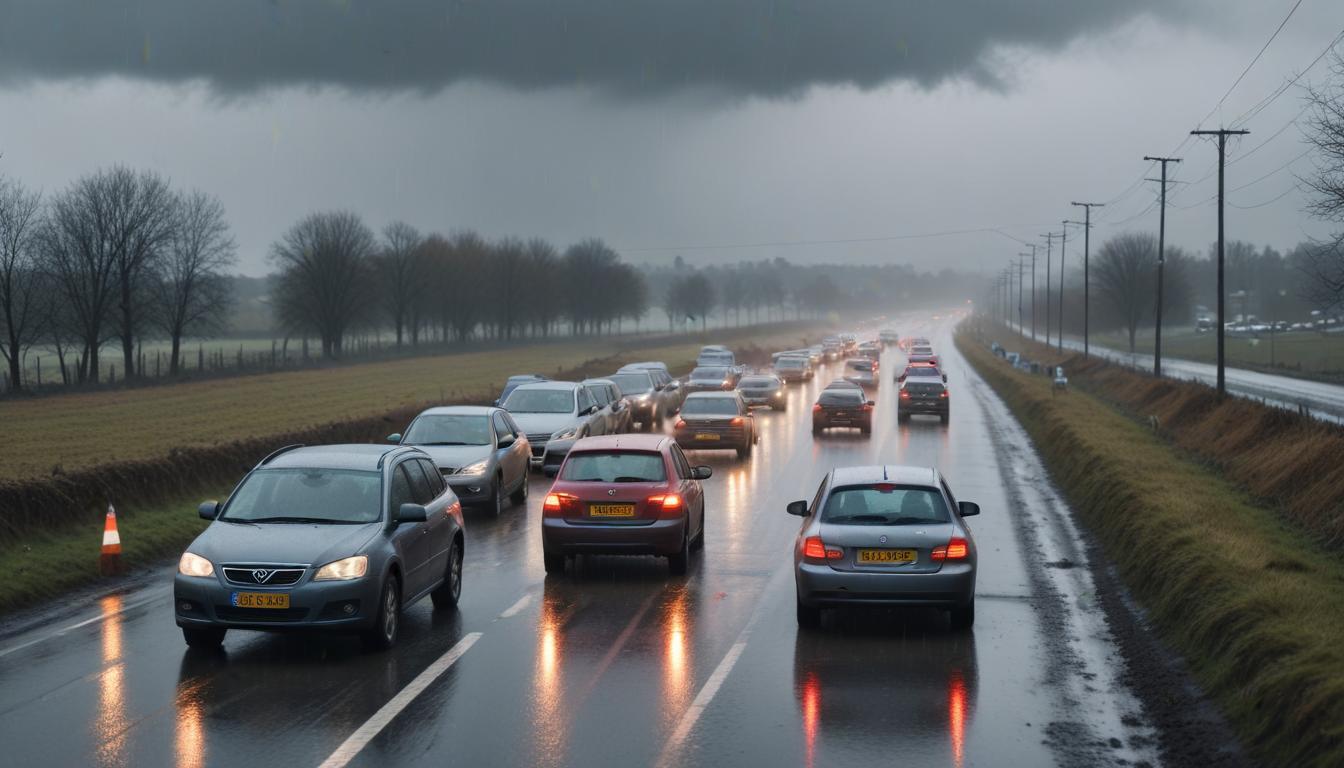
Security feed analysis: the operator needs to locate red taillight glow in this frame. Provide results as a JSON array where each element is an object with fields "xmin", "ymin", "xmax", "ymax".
[
  {"xmin": 543, "ymin": 492, "xmax": 576, "ymax": 516},
  {"xmin": 730, "ymin": 416, "xmax": 744, "ymax": 426},
  {"xmin": 900, "ymin": 390, "xmax": 911, "ymax": 399},
  {"xmin": 674, "ymin": 419, "xmax": 686, "ymax": 429},
  {"xmin": 647, "ymin": 493, "xmax": 684, "ymax": 516},
  {"xmin": 802, "ymin": 536, "xmax": 843, "ymax": 562},
  {"xmin": 812, "ymin": 403, "xmax": 822, "ymax": 412},
  {"xmin": 940, "ymin": 390, "xmax": 949, "ymax": 398},
  {"xmin": 931, "ymin": 537, "xmax": 970, "ymax": 561},
  {"xmin": 862, "ymin": 403, "xmax": 874, "ymax": 411}
]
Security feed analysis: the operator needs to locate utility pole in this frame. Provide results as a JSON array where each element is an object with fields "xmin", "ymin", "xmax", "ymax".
[
  {"xmin": 1190, "ymin": 129, "xmax": 1248, "ymax": 397},
  {"xmin": 1144, "ymin": 155, "xmax": 1181, "ymax": 378},
  {"xmin": 1062, "ymin": 220, "xmax": 1085, "ymax": 352},
  {"xmin": 1029, "ymin": 245, "xmax": 1039, "ymax": 340},
  {"xmin": 1016, "ymin": 254, "xmax": 1030, "ymax": 335},
  {"xmin": 1040, "ymin": 233, "xmax": 1057, "ymax": 346},
  {"xmin": 1070, "ymin": 201, "xmax": 1103, "ymax": 357}
]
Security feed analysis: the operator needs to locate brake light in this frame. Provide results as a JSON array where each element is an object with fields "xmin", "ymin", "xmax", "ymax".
[
  {"xmin": 647, "ymin": 493, "xmax": 684, "ymax": 516},
  {"xmin": 674, "ymin": 419, "xmax": 686, "ymax": 429},
  {"xmin": 900, "ymin": 390, "xmax": 911, "ymax": 399},
  {"xmin": 812, "ymin": 403, "xmax": 822, "ymax": 412},
  {"xmin": 940, "ymin": 391, "xmax": 949, "ymax": 398},
  {"xmin": 802, "ymin": 536, "xmax": 843, "ymax": 563},
  {"xmin": 862, "ymin": 403, "xmax": 873, "ymax": 411},
  {"xmin": 931, "ymin": 537, "xmax": 970, "ymax": 561},
  {"xmin": 730, "ymin": 416, "xmax": 743, "ymax": 426},
  {"xmin": 543, "ymin": 492, "xmax": 576, "ymax": 516}
]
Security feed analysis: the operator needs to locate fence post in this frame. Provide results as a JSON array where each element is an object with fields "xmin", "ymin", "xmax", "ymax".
[{"xmin": 198, "ymin": 344, "xmax": 204, "ymax": 372}]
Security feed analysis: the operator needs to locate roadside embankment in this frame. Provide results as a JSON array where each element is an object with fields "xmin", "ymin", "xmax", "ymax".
[{"xmin": 957, "ymin": 321, "xmax": 1344, "ymax": 768}]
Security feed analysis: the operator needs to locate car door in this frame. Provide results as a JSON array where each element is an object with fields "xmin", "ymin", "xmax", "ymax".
[
  {"xmin": 501, "ymin": 412, "xmax": 529, "ymax": 484},
  {"xmin": 387, "ymin": 462, "xmax": 433, "ymax": 596},
  {"xmin": 577, "ymin": 386, "xmax": 602, "ymax": 436},
  {"xmin": 492, "ymin": 412, "xmax": 519, "ymax": 494},
  {"xmin": 587, "ymin": 385, "xmax": 613, "ymax": 434},
  {"xmin": 670, "ymin": 444, "xmax": 704, "ymax": 537},
  {"xmin": 405, "ymin": 458, "xmax": 451, "ymax": 595}
]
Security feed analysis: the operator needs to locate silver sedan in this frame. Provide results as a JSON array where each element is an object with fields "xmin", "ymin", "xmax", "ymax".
[{"xmin": 788, "ymin": 465, "xmax": 980, "ymax": 630}]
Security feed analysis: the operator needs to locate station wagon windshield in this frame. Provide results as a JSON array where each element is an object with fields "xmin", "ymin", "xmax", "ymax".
[
  {"xmin": 504, "ymin": 389, "xmax": 575, "ymax": 414},
  {"xmin": 403, "ymin": 415, "xmax": 492, "ymax": 446},
  {"xmin": 220, "ymin": 469, "xmax": 383, "ymax": 524}
]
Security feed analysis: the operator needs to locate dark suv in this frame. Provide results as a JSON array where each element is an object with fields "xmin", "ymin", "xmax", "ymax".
[
  {"xmin": 812, "ymin": 387, "xmax": 874, "ymax": 436},
  {"xmin": 899, "ymin": 375, "xmax": 949, "ymax": 424}
]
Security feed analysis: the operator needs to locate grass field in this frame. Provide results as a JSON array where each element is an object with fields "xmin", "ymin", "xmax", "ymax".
[
  {"xmin": 1092, "ymin": 328, "xmax": 1344, "ymax": 378},
  {"xmin": 0, "ymin": 325, "xmax": 813, "ymax": 482},
  {"xmin": 958, "ymin": 327, "xmax": 1344, "ymax": 768}
]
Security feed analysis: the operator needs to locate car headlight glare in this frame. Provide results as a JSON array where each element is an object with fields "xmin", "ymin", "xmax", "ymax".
[
  {"xmin": 178, "ymin": 552, "xmax": 214, "ymax": 578},
  {"xmin": 552, "ymin": 427, "xmax": 579, "ymax": 441},
  {"xmin": 459, "ymin": 459, "xmax": 490, "ymax": 476},
  {"xmin": 314, "ymin": 555, "xmax": 369, "ymax": 581}
]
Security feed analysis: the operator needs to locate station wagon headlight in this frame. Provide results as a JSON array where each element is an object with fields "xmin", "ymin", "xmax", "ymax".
[
  {"xmin": 552, "ymin": 426, "xmax": 579, "ymax": 441},
  {"xmin": 459, "ymin": 459, "xmax": 490, "ymax": 476},
  {"xmin": 178, "ymin": 552, "xmax": 214, "ymax": 578},
  {"xmin": 314, "ymin": 555, "xmax": 368, "ymax": 581}
]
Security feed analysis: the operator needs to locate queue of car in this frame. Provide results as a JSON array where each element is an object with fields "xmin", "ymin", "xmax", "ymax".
[{"xmin": 174, "ymin": 334, "xmax": 978, "ymax": 652}]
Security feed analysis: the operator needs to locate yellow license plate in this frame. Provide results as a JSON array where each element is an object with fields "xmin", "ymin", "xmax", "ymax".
[
  {"xmin": 231, "ymin": 591, "xmax": 290, "ymax": 609},
  {"xmin": 589, "ymin": 503, "xmax": 636, "ymax": 518},
  {"xmin": 695, "ymin": 433, "xmax": 721, "ymax": 441},
  {"xmin": 856, "ymin": 549, "xmax": 917, "ymax": 564}
]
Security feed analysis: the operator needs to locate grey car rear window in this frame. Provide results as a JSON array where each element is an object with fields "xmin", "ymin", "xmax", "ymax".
[
  {"xmin": 821, "ymin": 485, "xmax": 950, "ymax": 525},
  {"xmin": 609, "ymin": 373, "xmax": 654, "ymax": 394},
  {"xmin": 221, "ymin": 468, "xmax": 382, "ymax": 524},
  {"xmin": 560, "ymin": 451, "xmax": 667, "ymax": 482},
  {"xmin": 680, "ymin": 397, "xmax": 738, "ymax": 416}
]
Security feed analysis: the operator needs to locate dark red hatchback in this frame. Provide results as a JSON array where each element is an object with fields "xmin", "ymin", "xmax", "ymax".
[{"xmin": 542, "ymin": 434, "xmax": 712, "ymax": 575}]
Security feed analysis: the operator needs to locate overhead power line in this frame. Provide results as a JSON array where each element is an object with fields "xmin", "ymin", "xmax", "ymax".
[{"xmin": 619, "ymin": 226, "xmax": 1041, "ymax": 253}]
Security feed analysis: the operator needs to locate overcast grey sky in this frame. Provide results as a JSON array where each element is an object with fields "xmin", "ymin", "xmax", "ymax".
[{"xmin": 0, "ymin": 0, "xmax": 1341, "ymax": 276}]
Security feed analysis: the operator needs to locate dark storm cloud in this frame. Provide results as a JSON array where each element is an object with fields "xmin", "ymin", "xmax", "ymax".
[{"xmin": 0, "ymin": 1, "xmax": 1182, "ymax": 97}]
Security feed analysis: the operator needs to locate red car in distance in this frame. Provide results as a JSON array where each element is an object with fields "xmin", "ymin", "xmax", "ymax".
[{"xmin": 542, "ymin": 434, "xmax": 712, "ymax": 576}]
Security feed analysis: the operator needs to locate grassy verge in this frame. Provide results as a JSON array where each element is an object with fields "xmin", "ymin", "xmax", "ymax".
[
  {"xmin": 0, "ymin": 490, "xmax": 224, "ymax": 615},
  {"xmin": 957, "ymin": 323, "xmax": 1344, "ymax": 768},
  {"xmin": 1090, "ymin": 328, "xmax": 1344, "ymax": 382}
]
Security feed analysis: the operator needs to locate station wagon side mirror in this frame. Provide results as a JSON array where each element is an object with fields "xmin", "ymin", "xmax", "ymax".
[
  {"xmin": 497, "ymin": 434, "xmax": 515, "ymax": 448},
  {"xmin": 958, "ymin": 501, "xmax": 981, "ymax": 517},
  {"xmin": 866, "ymin": 400, "xmax": 876, "ymax": 407},
  {"xmin": 198, "ymin": 501, "xmax": 220, "ymax": 520},
  {"xmin": 786, "ymin": 500, "xmax": 809, "ymax": 517},
  {"xmin": 386, "ymin": 433, "xmax": 402, "ymax": 444},
  {"xmin": 397, "ymin": 503, "xmax": 429, "ymax": 523},
  {"xmin": 942, "ymin": 375, "xmax": 948, "ymax": 383},
  {"xmin": 691, "ymin": 465, "xmax": 713, "ymax": 480}
]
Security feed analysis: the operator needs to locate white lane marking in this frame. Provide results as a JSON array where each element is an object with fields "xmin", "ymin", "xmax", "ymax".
[
  {"xmin": 0, "ymin": 590, "xmax": 168, "ymax": 659},
  {"xmin": 498, "ymin": 593, "xmax": 532, "ymax": 619},
  {"xmin": 317, "ymin": 632, "xmax": 482, "ymax": 768},
  {"xmin": 654, "ymin": 564, "xmax": 789, "ymax": 768}
]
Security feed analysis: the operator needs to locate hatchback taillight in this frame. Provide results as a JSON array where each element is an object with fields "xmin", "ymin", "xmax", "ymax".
[
  {"xmin": 812, "ymin": 403, "xmax": 822, "ymax": 412},
  {"xmin": 900, "ymin": 390, "xmax": 911, "ymax": 399},
  {"xmin": 931, "ymin": 537, "xmax": 969, "ymax": 561},
  {"xmin": 802, "ymin": 536, "xmax": 843, "ymax": 563},
  {"xmin": 647, "ymin": 493, "xmax": 684, "ymax": 517},
  {"xmin": 674, "ymin": 419, "xmax": 687, "ymax": 429},
  {"xmin": 543, "ymin": 492, "xmax": 577, "ymax": 517}
]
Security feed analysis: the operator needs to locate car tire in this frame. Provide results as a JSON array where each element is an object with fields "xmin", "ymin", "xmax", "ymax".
[
  {"xmin": 811, "ymin": 425, "xmax": 822, "ymax": 436},
  {"xmin": 691, "ymin": 511, "xmax": 705, "ymax": 551},
  {"xmin": 898, "ymin": 411, "xmax": 910, "ymax": 424},
  {"xmin": 796, "ymin": 596, "xmax": 821, "ymax": 629},
  {"xmin": 668, "ymin": 529, "xmax": 690, "ymax": 575},
  {"xmin": 860, "ymin": 423, "xmax": 872, "ymax": 436},
  {"xmin": 949, "ymin": 598, "xmax": 975, "ymax": 631},
  {"xmin": 182, "ymin": 626, "xmax": 226, "ymax": 649},
  {"xmin": 509, "ymin": 474, "xmax": 528, "ymax": 506},
  {"xmin": 543, "ymin": 551, "xmax": 565, "ymax": 575},
  {"xmin": 431, "ymin": 539, "xmax": 463, "ymax": 610},
  {"xmin": 736, "ymin": 442, "xmax": 750, "ymax": 459},
  {"xmin": 940, "ymin": 411, "xmax": 950, "ymax": 425},
  {"xmin": 362, "ymin": 575, "xmax": 401, "ymax": 651},
  {"xmin": 487, "ymin": 479, "xmax": 504, "ymax": 517}
]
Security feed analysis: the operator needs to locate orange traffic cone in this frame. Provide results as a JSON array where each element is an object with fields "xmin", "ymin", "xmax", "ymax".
[{"xmin": 100, "ymin": 504, "xmax": 123, "ymax": 576}]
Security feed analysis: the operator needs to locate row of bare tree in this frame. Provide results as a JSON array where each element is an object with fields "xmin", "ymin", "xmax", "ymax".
[
  {"xmin": 0, "ymin": 167, "xmax": 235, "ymax": 389},
  {"xmin": 268, "ymin": 212, "xmax": 650, "ymax": 356}
]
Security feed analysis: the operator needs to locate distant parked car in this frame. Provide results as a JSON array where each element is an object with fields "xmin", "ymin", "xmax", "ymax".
[
  {"xmin": 495, "ymin": 374, "xmax": 548, "ymax": 406},
  {"xmin": 674, "ymin": 392, "xmax": 757, "ymax": 458},
  {"xmin": 175, "ymin": 444, "xmax": 465, "ymax": 650},
  {"xmin": 582, "ymin": 378, "xmax": 634, "ymax": 435},
  {"xmin": 388, "ymin": 405, "xmax": 530, "ymax": 515},
  {"xmin": 541, "ymin": 434, "xmax": 711, "ymax": 575},
  {"xmin": 502, "ymin": 381, "xmax": 607, "ymax": 476}
]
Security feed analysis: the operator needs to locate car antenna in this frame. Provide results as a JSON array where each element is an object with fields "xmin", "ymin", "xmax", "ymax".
[{"xmin": 883, "ymin": 465, "xmax": 888, "ymax": 481}]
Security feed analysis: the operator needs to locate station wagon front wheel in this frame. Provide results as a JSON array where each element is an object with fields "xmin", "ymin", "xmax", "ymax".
[{"xmin": 363, "ymin": 576, "xmax": 401, "ymax": 651}]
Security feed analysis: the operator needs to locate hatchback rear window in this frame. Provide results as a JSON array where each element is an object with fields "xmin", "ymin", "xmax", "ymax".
[
  {"xmin": 821, "ymin": 485, "xmax": 949, "ymax": 525},
  {"xmin": 560, "ymin": 451, "xmax": 667, "ymax": 482},
  {"xmin": 690, "ymin": 366, "xmax": 730, "ymax": 380},
  {"xmin": 609, "ymin": 372, "xmax": 653, "ymax": 394},
  {"xmin": 740, "ymin": 376, "xmax": 779, "ymax": 388},
  {"xmin": 680, "ymin": 397, "xmax": 738, "ymax": 416},
  {"xmin": 818, "ymin": 391, "xmax": 863, "ymax": 406},
  {"xmin": 776, "ymin": 358, "xmax": 805, "ymax": 368}
]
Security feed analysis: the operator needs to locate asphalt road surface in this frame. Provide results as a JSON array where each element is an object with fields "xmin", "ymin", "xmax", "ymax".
[{"xmin": 0, "ymin": 316, "xmax": 1170, "ymax": 768}]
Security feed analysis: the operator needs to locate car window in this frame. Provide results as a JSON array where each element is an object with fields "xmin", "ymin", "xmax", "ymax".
[
  {"xmin": 671, "ymin": 445, "xmax": 692, "ymax": 479},
  {"xmin": 940, "ymin": 479, "xmax": 959, "ymax": 509},
  {"xmin": 821, "ymin": 485, "xmax": 951, "ymax": 525},
  {"xmin": 402, "ymin": 460, "xmax": 436, "ymax": 505},
  {"xmin": 819, "ymin": 391, "xmax": 863, "ymax": 405},
  {"xmin": 493, "ymin": 412, "xmax": 511, "ymax": 440},
  {"xmin": 220, "ymin": 468, "xmax": 382, "ymax": 524},
  {"xmin": 504, "ymin": 388, "xmax": 575, "ymax": 413},
  {"xmin": 680, "ymin": 397, "xmax": 739, "ymax": 416},
  {"xmin": 404, "ymin": 414, "xmax": 492, "ymax": 446},
  {"xmin": 586, "ymin": 385, "xmax": 610, "ymax": 406},
  {"xmin": 417, "ymin": 458, "xmax": 446, "ymax": 497},
  {"xmin": 577, "ymin": 387, "xmax": 596, "ymax": 412},
  {"xmin": 809, "ymin": 478, "xmax": 827, "ymax": 516},
  {"xmin": 503, "ymin": 413, "xmax": 522, "ymax": 433},
  {"xmin": 389, "ymin": 464, "xmax": 415, "ymax": 513},
  {"xmin": 610, "ymin": 372, "xmax": 653, "ymax": 394},
  {"xmin": 559, "ymin": 451, "xmax": 667, "ymax": 482}
]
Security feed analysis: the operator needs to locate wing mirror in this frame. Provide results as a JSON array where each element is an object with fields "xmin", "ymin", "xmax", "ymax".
[
  {"xmin": 691, "ymin": 465, "xmax": 713, "ymax": 481},
  {"xmin": 786, "ymin": 500, "xmax": 809, "ymax": 517},
  {"xmin": 198, "ymin": 501, "xmax": 220, "ymax": 520},
  {"xmin": 497, "ymin": 434, "xmax": 515, "ymax": 448},
  {"xmin": 397, "ymin": 503, "xmax": 429, "ymax": 523},
  {"xmin": 942, "ymin": 374, "xmax": 948, "ymax": 383},
  {"xmin": 867, "ymin": 400, "xmax": 876, "ymax": 407},
  {"xmin": 386, "ymin": 433, "xmax": 402, "ymax": 444},
  {"xmin": 958, "ymin": 501, "xmax": 981, "ymax": 517}
]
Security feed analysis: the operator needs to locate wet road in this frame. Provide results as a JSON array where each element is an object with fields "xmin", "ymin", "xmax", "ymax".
[{"xmin": 0, "ymin": 315, "xmax": 1162, "ymax": 767}]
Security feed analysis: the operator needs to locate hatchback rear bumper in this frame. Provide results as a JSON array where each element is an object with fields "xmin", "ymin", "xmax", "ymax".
[
  {"xmin": 542, "ymin": 517, "xmax": 687, "ymax": 556},
  {"xmin": 795, "ymin": 562, "xmax": 975, "ymax": 608}
]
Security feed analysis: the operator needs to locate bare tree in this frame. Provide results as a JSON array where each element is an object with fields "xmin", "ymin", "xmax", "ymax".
[
  {"xmin": 270, "ymin": 211, "xmax": 377, "ymax": 357},
  {"xmin": 375, "ymin": 221, "xmax": 424, "ymax": 347},
  {"xmin": 151, "ymin": 190, "xmax": 236, "ymax": 374},
  {"xmin": 520, "ymin": 238, "xmax": 561, "ymax": 336},
  {"xmin": 1093, "ymin": 233, "xmax": 1161, "ymax": 351},
  {"xmin": 0, "ymin": 175, "xmax": 45, "ymax": 390},
  {"xmin": 1301, "ymin": 52, "xmax": 1344, "ymax": 309},
  {"xmin": 487, "ymin": 237, "xmax": 527, "ymax": 340}
]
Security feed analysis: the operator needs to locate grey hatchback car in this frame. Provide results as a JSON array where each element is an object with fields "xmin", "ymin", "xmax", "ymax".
[
  {"xmin": 174, "ymin": 444, "xmax": 465, "ymax": 651},
  {"xmin": 789, "ymin": 465, "xmax": 980, "ymax": 631}
]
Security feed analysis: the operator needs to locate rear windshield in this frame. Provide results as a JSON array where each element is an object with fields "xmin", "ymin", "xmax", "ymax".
[
  {"xmin": 404, "ymin": 414, "xmax": 492, "ymax": 446},
  {"xmin": 560, "ymin": 451, "xmax": 667, "ymax": 482},
  {"xmin": 819, "ymin": 391, "xmax": 864, "ymax": 405},
  {"xmin": 739, "ymin": 376, "xmax": 779, "ymax": 388},
  {"xmin": 776, "ymin": 357, "xmax": 805, "ymax": 368},
  {"xmin": 906, "ymin": 367, "xmax": 941, "ymax": 378},
  {"xmin": 504, "ymin": 388, "xmax": 575, "ymax": 413},
  {"xmin": 846, "ymin": 360, "xmax": 873, "ymax": 371},
  {"xmin": 609, "ymin": 372, "xmax": 653, "ymax": 394},
  {"xmin": 690, "ymin": 366, "xmax": 730, "ymax": 380},
  {"xmin": 911, "ymin": 347, "xmax": 934, "ymax": 356},
  {"xmin": 681, "ymin": 397, "xmax": 738, "ymax": 416},
  {"xmin": 221, "ymin": 468, "xmax": 382, "ymax": 524},
  {"xmin": 821, "ymin": 485, "xmax": 950, "ymax": 525}
]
